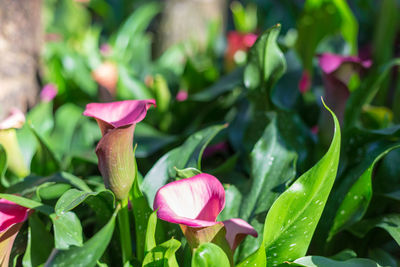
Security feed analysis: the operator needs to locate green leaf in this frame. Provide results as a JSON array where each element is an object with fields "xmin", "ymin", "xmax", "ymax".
[
  {"xmin": 142, "ymin": 124, "xmax": 226, "ymax": 206},
  {"xmin": 174, "ymin": 167, "xmax": 202, "ymax": 179},
  {"xmin": 22, "ymin": 214, "xmax": 53, "ymax": 267},
  {"xmin": 240, "ymin": 113, "xmax": 297, "ymax": 220},
  {"xmin": 142, "ymin": 239, "xmax": 181, "ymax": 267},
  {"xmin": 261, "ymin": 101, "xmax": 341, "ymax": 266},
  {"xmin": 329, "ymin": 145, "xmax": 400, "ymax": 238},
  {"xmin": 0, "ymin": 193, "xmax": 53, "ymax": 215},
  {"xmin": 27, "ymin": 102, "xmax": 54, "ymax": 138},
  {"xmin": 349, "ymin": 214, "xmax": 400, "ymax": 245},
  {"xmin": 45, "ymin": 208, "xmax": 118, "ymax": 267},
  {"xmin": 55, "ymin": 189, "xmax": 114, "ymax": 215},
  {"xmin": 145, "ymin": 211, "xmax": 158, "ymax": 253},
  {"xmin": 293, "ymin": 256, "xmax": 382, "ymax": 267},
  {"xmin": 332, "ymin": 0, "xmax": 358, "ymax": 54},
  {"xmin": 51, "ymin": 211, "xmax": 83, "ymax": 249},
  {"xmin": 237, "ymin": 244, "xmax": 267, "ymax": 267},
  {"xmin": 191, "ymin": 243, "xmax": 231, "ymax": 267},
  {"xmin": 0, "ymin": 144, "xmax": 7, "ymax": 180},
  {"xmin": 7, "ymin": 172, "xmax": 92, "ymax": 196},
  {"xmin": 29, "ymin": 125, "xmax": 60, "ymax": 176},
  {"xmin": 344, "ymin": 59, "xmax": 400, "ymax": 129},
  {"xmin": 38, "ymin": 183, "xmax": 72, "ymax": 200},
  {"xmin": 244, "ymin": 24, "xmax": 286, "ymax": 104},
  {"xmin": 135, "ymin": 123, "xmax": 177, "ymax": 158}
]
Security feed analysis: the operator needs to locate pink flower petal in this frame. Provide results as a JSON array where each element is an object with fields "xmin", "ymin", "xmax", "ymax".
[
  {"xmin": 0, "ymin": 199, "xmax": 30, "ymax": 233},
  {"xmin": 222, "ymin": 218, "xmax": 258, "ymax": 251},
  {"xmin": 318, "ymin": 53, "xmax": 372, "ymax": 75},
  {"xmin": 176, "ymin": 90, "xmax": 188, "ymax": 102},
  {"xmin": 40, "ymin": 84, "xmax": 58, "ymax": 102},
  {"xmin": 154, "ymin": 173, "xmax": 225, "ymax": 227},
  {"xmin": 299, "ymin": 70, "xmax": 311, "ymax": 93},
  {"xmin": 83, "ymin": 99, "xmax": 156, "ymax": 135},
  {"xmin": 0, "ymin": 108, "xmax": 25, "ymax": 130}
]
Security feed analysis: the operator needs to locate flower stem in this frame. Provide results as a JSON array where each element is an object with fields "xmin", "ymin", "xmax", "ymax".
[{"xmin": 117, "ymin": 198, "xmax": 132, "ymax": 264}]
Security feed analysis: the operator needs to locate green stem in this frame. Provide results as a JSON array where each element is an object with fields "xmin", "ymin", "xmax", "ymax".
[{"xmin": 118, "ymin": 198, "xmax": 132, "ymax": 264}]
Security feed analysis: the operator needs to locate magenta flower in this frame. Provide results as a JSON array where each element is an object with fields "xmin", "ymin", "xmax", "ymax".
[
  {"xmin": 298, "ymin": 70, "xmax": 311, "ymax": 93},
  {"xmin": 40, "ymin": 84, "xmax": 58, "ymax": 102},
  {"xmin": 318, "ymin": 53, "xmax": 372, "ymax": 122},
  {"xmin": 83, "ymin": 99, "xmax": 155, "ymax": 200},
  {"xmin": 176, "ymin": 90, "xmax": 188, "ymax": 102},
  {"xmin": 0, "ymin": 199, "xmax": 30, "ymax": 266},
  {"xmin": 153, "ymin": 173, "xmax": 257, "ymax": 252}
]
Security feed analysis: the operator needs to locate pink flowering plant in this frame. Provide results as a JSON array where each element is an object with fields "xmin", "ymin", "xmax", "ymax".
[{"xmin": 1, "ymin": 1, "xmax": 400, "ymax": 267}]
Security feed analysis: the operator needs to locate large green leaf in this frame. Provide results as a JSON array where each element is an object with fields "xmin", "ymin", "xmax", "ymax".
[
  {"xmin": 349, "ymin": 214, "xmax": 400, "ymax": 245},
  {"xmin": 191, "ymin": 243, "xmax": 231, "ymax": 267},
  {"xmin": 51, "ymin": 212, "xmax": 83, "ymax": 249},
  {"xmin": 244, "ymin": 24, "xmax": 286, "ymax": 108},
  {"xmin": 142, "ymin": 239, "xmax": 181, "ymax": 267},
  {"xmin": 142, "ymin": 124, "xmax": 226, "ymax": 206},
  {"xmin": 293, "ymin": 256, "xmax": 382, "ymax": 267},
  {"xmin": 135, "ymin": 123, "xmax": 177, "ymax": 158},
  {"xmin": 55, "ymin": 188, "xmax": 114, "ymax": 215},
  {"xmin": 237, "ymin": 244, "xmax": 267, "ymax": 267},
  {"xmin": 144, "ymin": 211, "xmax": 158, "ymax": 253},
  {"xmin": 329, "ymin": 145, "xmax": 400, "ymax": 238},
  {"xmin": 261, "ymin": 101, "xmax": 341, "ymax": 266},
  {"xmin": 45, "ymin": 208, "xmax": 118, "ymax": 267}
]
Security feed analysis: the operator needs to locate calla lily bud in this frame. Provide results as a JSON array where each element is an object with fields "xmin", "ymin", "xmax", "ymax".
[
  {"xmin": 154, "ymin": 173, "xmax": 257, "ymax": 262},
  {"xmin": 40, "ymin": 84, "xmax": 58, "ymax": 102},
  {"xmin": 0, "ymin": 108, "xmax": 29, "ymax": 178},
  {"xmin": 83, "ymin": 100, "xmax": 155, "ymax": 200}
]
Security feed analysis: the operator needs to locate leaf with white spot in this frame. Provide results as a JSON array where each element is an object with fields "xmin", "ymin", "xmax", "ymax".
[{"xmin": 260, "ymin": 100, "xmax": 341, "ymax": 266}]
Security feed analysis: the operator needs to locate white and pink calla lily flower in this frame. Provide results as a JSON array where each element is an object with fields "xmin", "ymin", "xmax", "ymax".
[
  {"xmin": 0, "ymin": 108, "xmax": 25, "ymax": 130},
  {"xmin": 153, "ymin": 173, "xmax": 257, "ymax": 251},
  {"xmin": 0, "ymin": 199, "xmax": 30, "ymax": 267}
]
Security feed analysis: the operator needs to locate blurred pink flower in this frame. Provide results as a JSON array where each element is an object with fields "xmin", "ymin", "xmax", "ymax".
[
  {"xmin": 83, "ymin": 100, "xmax": 155, "ymax": 200},
  {"xmin": 40, "ymin": 84, "xmax": 58, "ymax": 102},
  {"xmin": 318, "ymin": 53, "xmax": 372, "ymax": 122},
  {"xmin": 92, "ymin": 61, "xmax": 118, "ymax": 98},
  {"xmin": 225, "ymin": 31, "xmax": 258, "ymax": 70},
  {"xmin": 154, "ymin": 173, "xmax": 257, "ymax": 251},
  {"xmin": 176, "ymin": 90, "xmax": 188, "ymax": 102},
  {"xmin": 299, "ymin": 70, "xmax": 311, "ymax": 93},
  {"xmin": 203, "ymin": 142, "xmax": 229, "ymax": 158},
  {"xmin": 0, "ymin": 108, "xmax": 25, "ymax": 130},
  {"xmin": 100, "ymin": 44, "xmax": 112, "ymax": 56},
  {"xmin": 0, "ymin": 199, "xmax": 30, "ymax": 267}
]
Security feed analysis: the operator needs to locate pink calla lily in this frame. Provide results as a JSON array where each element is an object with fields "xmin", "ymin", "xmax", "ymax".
[
  {"xmin": 83, "ymin": 99, "xmax": 155, "ymax": 200},
  {"xmin": 154, "ymin": 173, "xmax": 257, "ymax": 251},
  {"xmin": 40, "ymin": 84, "xmax": 58, "ymax": 102},
  {"xmin": 318, "ymin": 53, "xmax": 372, "ymax": 123},
  {"xmin": 0, "ymin": 199, "xmax": 30, "ymax": 267}
]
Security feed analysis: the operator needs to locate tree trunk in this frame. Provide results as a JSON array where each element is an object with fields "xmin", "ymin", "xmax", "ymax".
[
  {"xmin": 156, "ymin": 0, "xmax": 227, "ymax": 55},
  {"xmin": 0, "ymin": 0, "xmax": 42, "ymax": 119}
]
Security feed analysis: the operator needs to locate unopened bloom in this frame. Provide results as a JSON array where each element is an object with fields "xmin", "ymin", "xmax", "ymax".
[
  {"xmin": 154, "ymin": 173, "xmax": 257, "ymax": 254},
  {"xmin": 0, "ymin": 109, "xmax": 29, "ymax": 178},
  {"xmin": 83, "ymin": 100, "xmax": 155, "ymax": 200},
  {"xmin": 0, "ymin": 199, "xmax": 30, "ymax": 267},
  {"xmin": 40, "ymin": 84, "xmax": 58, "ymax": 102},
  {"xmin": 318, "ymin": 53, "xmax": 372, "ymax": 122}
]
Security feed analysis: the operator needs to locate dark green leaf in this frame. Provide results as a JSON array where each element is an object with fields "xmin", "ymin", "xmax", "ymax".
[
  {"xmin": 142, "ymin": 124, "xmax": 226, "ymax": 206},
  {"xmin": 293, "ymin": 256, "xmax": 382, "ymax": 267},
  {"xmin": 45, "ymin": 208, "xmax": 118, "ymax": 267},
  {"xmin": 22, "ymin": 214, "xmax": 53, "ymax": 267},
  {"xmin": 0, "ymin": 144, "xmax": 7, "ymax": 180},
  {"xmin": 261, "ymin": 101, "xmax": 341, "ymax": 266},
  {"xmin": 0, "ymin": 193, "xmax": 53, "ymax": 215},
  {"xmin": 349, "ymin": 214, "xmax": 400, "ymax": 245}
]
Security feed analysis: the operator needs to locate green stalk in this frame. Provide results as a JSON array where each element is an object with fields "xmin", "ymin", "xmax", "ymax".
[{"xmin": 118, "ymin": 198, "xmax": 132, "ymax": 264}]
